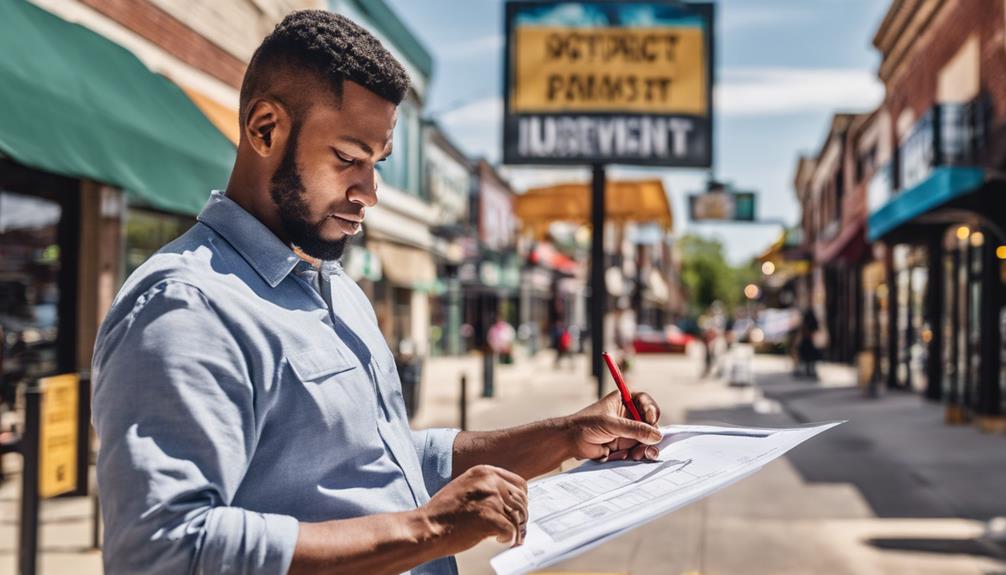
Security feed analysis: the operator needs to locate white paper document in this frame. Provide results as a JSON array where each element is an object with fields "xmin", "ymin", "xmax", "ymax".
[{"xmin": 490, "ymin": 421, "xmax": 843, "ymax": 575}]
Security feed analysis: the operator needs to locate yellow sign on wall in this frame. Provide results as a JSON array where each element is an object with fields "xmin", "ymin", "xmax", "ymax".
[
  {"xmin": 512, "ymin": 26, "xmax": 707, "ymax": 115},
  {"xmin": 38, "ymin": 374, "xmax": 79, "ymax": 498}
]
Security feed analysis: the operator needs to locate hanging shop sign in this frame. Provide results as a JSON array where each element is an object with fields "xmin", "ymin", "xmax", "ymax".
[
  {"xmin": 503, "ymin": 1, "xmax": 714, "ymax": 167},
  {"xmin": 688, "ymin": 181, "xmax": 756, "ymax": 222}
]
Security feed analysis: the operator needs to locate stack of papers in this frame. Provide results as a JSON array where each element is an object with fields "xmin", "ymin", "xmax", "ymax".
[{"xmin": 490, "ymin": 422, "xmax": 843, "ymax": 575}]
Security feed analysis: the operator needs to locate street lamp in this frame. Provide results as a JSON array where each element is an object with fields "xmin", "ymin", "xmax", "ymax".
[
  {"xmin": 761, "ymin": 261, "xmax": 775, "ymax": 275},
  {"xmin": 744, "ymin": 283, "xmax": 760, "ymax": 300}
]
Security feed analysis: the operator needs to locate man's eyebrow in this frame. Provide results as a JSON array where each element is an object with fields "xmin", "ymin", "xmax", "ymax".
[{"xmin": 336, "ymin": 136, "xmax": 374, "ymax": 156}]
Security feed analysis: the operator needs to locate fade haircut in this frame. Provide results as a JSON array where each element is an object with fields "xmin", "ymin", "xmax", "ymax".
[{"xmin": 239, "ymin": 9, "xmax": 410, "ymax": 128}]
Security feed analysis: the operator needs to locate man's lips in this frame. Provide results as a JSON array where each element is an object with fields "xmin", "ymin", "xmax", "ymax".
[{"xmin": 329, "ymin": 214, "xmax": 362, "ymax": 234}]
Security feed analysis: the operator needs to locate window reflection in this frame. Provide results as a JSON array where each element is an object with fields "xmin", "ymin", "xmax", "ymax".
[{"xmin": 0, "ymin": 190, "xmax": 62, "ymax": 399}]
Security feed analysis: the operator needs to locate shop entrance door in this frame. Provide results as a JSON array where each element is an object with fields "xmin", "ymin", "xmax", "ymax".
[{"xmin": 0, "ymin": 161, "xmax": 79, "ymax": 409}]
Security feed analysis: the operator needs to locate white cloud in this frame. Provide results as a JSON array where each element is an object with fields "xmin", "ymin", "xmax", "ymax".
[
  {"xmin": 720, "ymin": 5, "xmax": 814, "ymax": 33},
  {"xmin": 437, "ymin": 34, "xmax": 504, "ymax": 61},
  {"xmin": 716, "ymin": 67, "xmax": 884, "ymax": 116},
  {"xmin": 439, "ymin": 96, "xmax": 502, "ymax": 127},
  {"xmin": 437, "ymin": 96, "xmax": 504, "ymax": 161}
]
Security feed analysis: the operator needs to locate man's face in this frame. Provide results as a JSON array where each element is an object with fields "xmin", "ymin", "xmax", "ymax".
[{"xmin": 269, "ymin": 80, "xmax": 396, "ymax": 261}]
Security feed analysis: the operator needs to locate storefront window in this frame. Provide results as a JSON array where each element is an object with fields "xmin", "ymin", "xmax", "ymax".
[
  {"xmin": 0, "ymin": 191, "xmax": 62, "ymax": 390},
  {"xmin": 966, "ymin": 237, "xmax": 983, "ymax": 409},
  {"xmin": 941, "ymin": 224, "xmax": 991, "ymax": 414},
  {"xmin": 942, "ymin": 247, "xmax": 956, "ymax": 401},
  {"xmin": 907, "ymin": 262, "xmax": 928, "ymax": 393},
  {"xmin": 890, "ymin": 245, "xmax": 929, "ymax": 391},
  {"xmin": 1000, "ymin": 290, "xmax": 1006, "ymax": 415},
  {"xmin": 877, "ymin": 281, "xmax": 890, "ymax": 383},
  {"xmin": 124, "ymin": 208, "xmax": 196, "ymax": 276}
]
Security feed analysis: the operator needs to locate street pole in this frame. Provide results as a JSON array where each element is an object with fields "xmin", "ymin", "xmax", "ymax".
[
  {"xmin": 482, "ymin": 351, "xmax": 494, "ymax": 398},
  {"xmin": 459, "ymin": 374, "xmax": 468, "ymax": 431},
  {"xmin": 19, "ymin": 382, "xmax": 41, "ymax": 575},
  {"xmin": 590, "ymin": 164, "xmax": 607, "ymax": 399}
]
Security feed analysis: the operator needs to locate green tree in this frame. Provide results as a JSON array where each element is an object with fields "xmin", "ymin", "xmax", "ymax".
[{"xmin": 678, "ymin": 234, "xmax": 756, "ymax": 314}]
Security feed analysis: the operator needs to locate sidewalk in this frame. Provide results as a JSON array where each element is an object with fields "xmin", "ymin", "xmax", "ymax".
[
  {"xmin": 452, "ymin": 350, "xmax": 1006, "ymax": 574},
  {"xmin": 413, "ymin": 349, "xmax": 601, "ymax": 431},
  {"xmin": 3, "ymin": 350, "xmax": 1004, "ymax": 574},
  {"xmin": 756, "ymin": 366, "xmax": 1006, "ymax": 522}
]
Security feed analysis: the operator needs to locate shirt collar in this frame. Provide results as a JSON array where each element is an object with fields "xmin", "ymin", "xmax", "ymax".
[{"xmin": 197, "ymin": 190, "xmax": 302, "ymax": 288}]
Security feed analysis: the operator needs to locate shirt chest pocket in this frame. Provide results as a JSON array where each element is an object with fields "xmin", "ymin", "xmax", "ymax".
[{"xmin": 285, "ymin": 347, "xmax": 377, "ymax": 433}]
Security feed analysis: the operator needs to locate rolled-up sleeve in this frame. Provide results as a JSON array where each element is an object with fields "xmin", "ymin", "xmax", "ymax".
[
  {"xmin": 92, "ymin": 280, "xmax": 298, "ymax": 575},
  {"xmin": 411, "ymin": 428, "xmax": 460, "ymax": 496}
]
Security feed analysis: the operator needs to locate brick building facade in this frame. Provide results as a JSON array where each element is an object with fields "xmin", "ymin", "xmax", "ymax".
[{"xmin": 794, "ymin": 0, "xmax": 1006, "ymax": 425}]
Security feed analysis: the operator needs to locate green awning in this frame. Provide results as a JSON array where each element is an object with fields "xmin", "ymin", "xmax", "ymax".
[{"xmin": 0, "ymin": 0, "xmax": 235, "ymax": 216}]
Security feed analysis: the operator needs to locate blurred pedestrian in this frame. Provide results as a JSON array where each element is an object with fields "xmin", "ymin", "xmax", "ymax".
[
  {"xmin": 552, "ymin": 321, "xmax": 573, "ymax": 369},
  {"xmin": 795, "ymin": 308, "xmax": 821, "ymax": 380},
  {"xmin": 488, "ymin": 316, "xmax": 516, "ymax": 364},
  {"xmin": 614, "ymin": 309, "xmax": 636, "ymax": 373}
]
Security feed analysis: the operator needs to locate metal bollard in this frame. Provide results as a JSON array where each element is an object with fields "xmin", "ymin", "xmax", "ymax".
[
  {"xmin": 481, "ymin": 351, "xmax": 494, "ymax": 398},
  {"xmin": 91, "ymin": 489, "xmax": 101, "ymax": 550},
  {"xmin": 459, "ymin": 374, "xmax": 468, "ymax": 431}
]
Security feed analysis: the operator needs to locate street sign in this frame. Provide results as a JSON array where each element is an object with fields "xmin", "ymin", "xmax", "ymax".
[
  {"xmin": 688, "ymin": 190, "xmax": 756, "ymax": 221},
  {"xmin": 38, "ymin": 374, "xmax": 78, "ymax": 498},
  {"xmin": 503, "ymin": 1, "xmax": 715, "ymax": 167},
  {"xmin": 688, "ymin": 180, "xmax": 756, "ymax": 222}
]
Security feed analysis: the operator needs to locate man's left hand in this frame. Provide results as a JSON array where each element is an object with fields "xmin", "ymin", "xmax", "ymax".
[{"xmin": 563, "ymin": 391, "xmax": 663, "ymax": 463}]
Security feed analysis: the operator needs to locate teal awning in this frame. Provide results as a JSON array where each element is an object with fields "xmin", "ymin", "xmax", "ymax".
[
  {"xmin": 868, "ymin": 166, "xmax": 986, "ymax": 241},
  {"xmin": 0, "ymin": 0, "xmax": 235, "ymax": 216}
]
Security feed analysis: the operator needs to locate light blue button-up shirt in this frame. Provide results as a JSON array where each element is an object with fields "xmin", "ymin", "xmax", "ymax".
[{"xmin": 92, "ymin": 191, "xmax": 460, "ymax": 575}]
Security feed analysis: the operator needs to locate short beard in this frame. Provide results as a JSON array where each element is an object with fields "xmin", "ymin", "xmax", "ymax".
[{"xmin": 269, "ymin": 124, "xmax": 351, "ymax": 261}]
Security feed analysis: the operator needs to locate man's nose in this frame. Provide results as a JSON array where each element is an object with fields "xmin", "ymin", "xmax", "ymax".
[{"xmin": 347, "ymin": 167, "xmax": 378, "ymax": 208}]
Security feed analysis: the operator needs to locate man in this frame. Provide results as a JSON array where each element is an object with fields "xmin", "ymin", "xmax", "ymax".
[{"xmin": 92, "ymin": 11, "xmax": 662, "ymax": 575}]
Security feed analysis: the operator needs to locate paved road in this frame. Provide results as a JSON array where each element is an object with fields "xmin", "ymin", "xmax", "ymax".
[
  {"xmin": 437, "ymin": 350, "xmax": 1006, "ymax": 575},
  {"xmin": 2, "ymin": 349, "xmax": 1003, "ymax": 574}
]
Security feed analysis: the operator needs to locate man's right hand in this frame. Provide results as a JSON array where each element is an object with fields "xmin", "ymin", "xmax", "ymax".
[{"xmin": 420, "ymin": 464, "xmax": 529, "ymax": 553}]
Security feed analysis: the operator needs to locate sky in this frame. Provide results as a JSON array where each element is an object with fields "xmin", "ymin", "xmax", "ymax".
[{"xmin": 384, "ymin": 0, "xmax": 891, "ymax": 264}]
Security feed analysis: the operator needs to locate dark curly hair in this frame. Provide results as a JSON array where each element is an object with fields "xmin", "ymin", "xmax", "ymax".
[{"xmin": 239, "ymin": 10, "xmax": 410, "ymax": 126}]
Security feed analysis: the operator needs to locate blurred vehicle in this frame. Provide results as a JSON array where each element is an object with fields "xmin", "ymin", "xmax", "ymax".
[
  {"xmin": 1, "ymin": 276, "xmax": 61, "ymax": 408},
  {"xmin": 751, "ymin": 308, "xmax": 800, "ymax": 354},
  {"xmin": 632, "ymin": 324, "xmax": 694, "ymax": 354},
  {"xmin": 730, "ymin": 317, "xmax": 756, "ymax": 343}
]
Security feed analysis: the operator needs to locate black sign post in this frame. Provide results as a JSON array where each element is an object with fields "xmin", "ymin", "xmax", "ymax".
[
  {"xmin": 19, "ymin": 382, "xmax": 41, "ymax": 575},
  {"xmin": 590, "ymin": 164, "xmax": 607, "ymax": 395},
  {"xmin": 503, "ymin": 1, "xmax": 715, "ymax": 397}
]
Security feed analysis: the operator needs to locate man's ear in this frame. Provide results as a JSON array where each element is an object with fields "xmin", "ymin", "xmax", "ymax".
[{"xmin": 243, "ymin": 98, "xmax": 290, "ymax": 158}]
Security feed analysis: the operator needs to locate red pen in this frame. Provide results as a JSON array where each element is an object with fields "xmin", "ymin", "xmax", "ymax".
[{"xmin": 602, "ymin": 351, "xmax": 642, "ymax": 421}]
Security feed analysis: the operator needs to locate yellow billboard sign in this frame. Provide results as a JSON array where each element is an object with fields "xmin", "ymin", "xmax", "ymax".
[
  {"xmin": 512, "ymin": 26, "xmax": 707, "ymax": 115},
  {"xmin": 38, "ymin": 374, "xmax": 79, "ymax": 498},
  {"xmin": 503, "ymin": 1, "xmax": 714, "ymax": 167}
]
